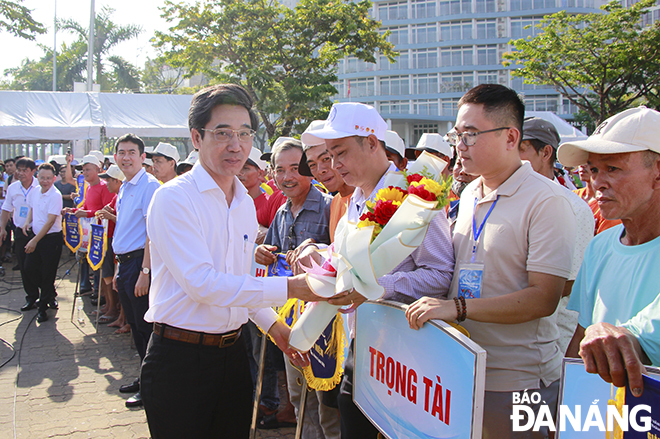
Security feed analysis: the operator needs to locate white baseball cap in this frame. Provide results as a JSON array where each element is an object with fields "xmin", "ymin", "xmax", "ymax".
[
  {"xmin": 99, "ymin": 164, "xmax": 125, "ymax": 181},
  {"xmin": 176, "ymin": 150, "xmax": 198, "ymax": 174},
  {"xmin": 143, "ymin": 158, "xmax": 153, "ymax": 166},
  {"xmin": 80, "ymin": 154, "xmax": 102, "ymax": 168},
  {"xmin": 247, "ymin": 147, "xmax": 268, "ymax": 171},
  {"xmin": 89, "ymin": 150, "xmax": 105, "ymax": 164},
  {"xmin": 558, "ymin": 106, "xmax": 660, "ymax": 167},
  {"xmin": 383, "ymin": 130, "xmax": 405, "ymax": 158},
  {"xmin": 301, "ymin": 103, "xmax": 387, "ymax": 145},
  {"xmin": 146, "ymin": 142, "xmax": 181, "ymax": 162},
  {"xmin": 301, "ymin": 120, "xmax": 327, "ymax": 149},
  {"xmin": 407, "ymin": 133, "xmax": 453, "ymax": 159}
]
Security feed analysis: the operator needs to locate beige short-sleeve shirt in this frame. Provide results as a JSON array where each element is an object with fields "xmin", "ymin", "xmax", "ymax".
[{"xmin": 450, "ymin": 162, "xmax": 576, "ymax": 392}]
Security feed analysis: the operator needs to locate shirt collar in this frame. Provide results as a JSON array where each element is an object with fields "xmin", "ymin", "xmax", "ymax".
[
  {"xmin": 352, "ymin": 162, "xmax": 398, "ymax": 207},
  {"xmin": 126, "ymin": 168, "xmax": 146, "ymax": 186},
  {"xmin": 30, "ymin": 177, "xmax": 39, "ymax": 188},
  {"xmin": 471, "ymin": 161, "xmax": 530, "ymax": 203},
  {"xmin": 191, "ymin": 162, "xmax": 249, "ymax": 204},
  {"xmin": 285, "ymin": 185, "xmax": 324, "ymax": 214}
]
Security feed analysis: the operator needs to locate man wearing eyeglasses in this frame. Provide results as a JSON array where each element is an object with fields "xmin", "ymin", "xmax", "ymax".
[
  {"xmin": 406, "ymin": 84, "xmax": 577, "ymax": 438},
  {"xmin": 141, "ymin": 84, "xmax": 323, "ymax": 439}
]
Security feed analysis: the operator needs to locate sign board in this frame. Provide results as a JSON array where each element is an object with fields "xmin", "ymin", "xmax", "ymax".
[
  {"xmin": 354, "ymin": 301, "xmax": 486, "ymax": 439},
  {"xmin": 557, "ymin": 358, "xmax": 660, "ymax": 438}
]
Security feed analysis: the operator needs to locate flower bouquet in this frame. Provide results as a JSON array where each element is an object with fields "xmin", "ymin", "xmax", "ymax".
[{"xmin": 289, "ymin": 152, "xmax": 451, "ymax": 352}]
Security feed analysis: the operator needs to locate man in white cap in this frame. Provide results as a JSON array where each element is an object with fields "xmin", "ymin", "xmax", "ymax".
[
  {"xmin": 65, "ymin": 154, "xmax": 114, "ymax": 298},
  {"xmin": 301, "ymin": 102, "xmax": 454, "ymax": 439},
  {"xmin": 238, "ymin": 146, "xmax": 269, "ymax": 237},
  {"xmin": 382, "ymin": 130, "xmax": 407, "ymax": 171},
  {"xmin": 559, "ymin": 106, "xmax": 660, "ymax": 396},
  {"xmin": 176, "ymin": 150, "xmax": 198, "ymax": 176},
  {"xmin": 147, "ymin": 142, "xmax": 180, "ymax": 184},
  {"xmin": 406, "ymin": 133, "xmax": 453, "ymax": 178}
]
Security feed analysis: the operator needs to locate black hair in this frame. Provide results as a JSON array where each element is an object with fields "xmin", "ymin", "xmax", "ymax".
[
  {"xmin": 37, "ymin": 163, "xmax": 56, "ymax": 174},
  {"xmin": 458, "ymin": 84, "xmax": 525, "ymax": 141},
  {"xmin": 15, "ymin": 157, "xmax": 36, "ymax": 171},
  {"xmin": 115, "ymin": 133, "xmax": 145, "ymax": 154},
  {"xmin": 189, "ymin": 84, "xmax": 259, "ymax": 139}
]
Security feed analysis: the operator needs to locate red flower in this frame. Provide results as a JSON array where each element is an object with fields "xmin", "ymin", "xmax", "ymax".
[
  {"xmin": 408, "ymin": 184, "xmax": 437, "ymax": 202},
  {"xmin": 406, "ymin": 173, "xmax": 424, "ymax": 184},
  {"xmin": 360, "ymin": 211, "xmax": 377, "ymax": 222},
  {"xmin": 373, "ymin": 200, "xmax": 399, "ymax": 226}
]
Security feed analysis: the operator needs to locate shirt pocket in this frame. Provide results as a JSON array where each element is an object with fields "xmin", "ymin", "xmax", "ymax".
[{"xmin": 298, "ymin": 222, "xmax": 330, "ymax": 245}]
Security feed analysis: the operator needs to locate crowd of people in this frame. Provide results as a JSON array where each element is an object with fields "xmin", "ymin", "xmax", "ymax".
[{"xmin": 2, "ymin": 82, "xmax": 658, "ymax": 439}]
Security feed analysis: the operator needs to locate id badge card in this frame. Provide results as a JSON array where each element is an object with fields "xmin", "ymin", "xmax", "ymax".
[
  {"xmin": 19, "ymin": 206, "xmax": 28, "ymax": 218},
  {"xmin": 458, "ymin": 261, "xmax": 484, "ymax": 299}
]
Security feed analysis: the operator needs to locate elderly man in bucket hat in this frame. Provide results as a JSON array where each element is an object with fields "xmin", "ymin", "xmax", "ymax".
[{"xmin": 560, "ymin": 107, "xmax": 660, "ymax": 397}]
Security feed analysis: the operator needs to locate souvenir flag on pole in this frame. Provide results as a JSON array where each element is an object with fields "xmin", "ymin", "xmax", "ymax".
[
  {"xmin": 63, "ymin": 213, "xmax": 82, "ymax": 253},
  {"xmin": 74, "ymin": 173, "xmax": 87, "ymax": 208},
  {"xmin": 86, "ymin": 220, "xmax": 107, "ymax": 271}
]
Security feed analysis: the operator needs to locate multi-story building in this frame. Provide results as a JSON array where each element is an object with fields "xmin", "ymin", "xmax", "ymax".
[{"xmin": 332, "ymin": 0, "xmax": 609, "ymax": 145}]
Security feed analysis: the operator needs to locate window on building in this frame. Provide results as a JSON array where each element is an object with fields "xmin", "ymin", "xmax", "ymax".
[
  {"xmin": 348, "ymin": 78, "xmax": 376, "ymax": 97},
  {"xmin": 413, "ymin": 74, "xmax": 439, "ymax": 94},
  {"xmin": 380, "ymin": 76, "xmax": 411, "ymax": 95},
  {"xmin": 441, "ymin": 98, "xmax": 461, "ymax": 116},
  {"xmin": 525, "ymin": 95, "xmax": 559, "ymax": 112},
  {"xmin": 476, "ymin": 45, "xmax": 497, "ymax": 65},
  {"xmin": 512, "ymin": 0, "xmax": 556, "ymax": 10},
  {"xmin": 380, "ymin": 100, "xmax": 411, "ymax": 114},
  {"xmin": 440, "ymin": 46, "xmax": 473, "ymax": 67},
  {"xmin": 379, "ymin": 1, "xmax": 408, "ymax": 20},
  {"xmin": 439, "ymin": 0, "xmax": 472, "ymax": 15},
  {"xmin": 475, "ymin": 0, "xmax": 496, "ymax": 13},
  {"xmin": 331, "ymin": 81, "xmax": 344, "ymax": 99},
  {"xmin": 385, "ymin": 26, "xmax": 409, "ymax": 45},
  {"xmin": 561, "ymin": 97, "xmax": 579, "ymax": 115},
  {"xmin": 413, "ymin": 124, "xmax": 439, "ymax": 145},
  {"xmin": 476, "ymin": 19, "xmax": 497, "ymax": 39},
  {"xmin": 412, "ymin": 0, "xmax": 437, "ymax": 18},
  {"xmin": 440, "ymin": 21, "xmax": 472, "ymax": 41},
  {"xmin": 414, "ymin": 99, "xmax": 440, "ymax": 115},
  {"xmin": 440, "ymin": 72, "xmax": 473, "ymax": 92},
  {"xmin": 510, "ymin": 17, "xmax": 544, "ymax": 40},
  {"xmin": 413, "ymin": 49, "xmax": 439, "ymax": 68},
  {"xmin": 380, "ymin": 51, "xmax": 410, "ymax": 70},
  {"xmin": 414, "ymin": 23, "xmax": 438, "ymax": 44},
  {"xmin": 476, "ymin": 70, "xmax": 498, "ymax": 85}
]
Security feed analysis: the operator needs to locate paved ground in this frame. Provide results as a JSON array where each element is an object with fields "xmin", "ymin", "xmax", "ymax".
[{"xmin": 0, "ymin": 251, "xmax": 295, "ymax": 438}]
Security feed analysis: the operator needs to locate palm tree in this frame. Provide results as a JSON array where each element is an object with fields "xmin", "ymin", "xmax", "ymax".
[{"xmin": 59, "ymin": 6, "xmax": 142, "ymax": 91}]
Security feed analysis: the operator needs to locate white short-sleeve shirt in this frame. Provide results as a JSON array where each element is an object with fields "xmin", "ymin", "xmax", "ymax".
[{"xmin": 27, "ymin": 185, "xmax": 63, "ymax": 235}]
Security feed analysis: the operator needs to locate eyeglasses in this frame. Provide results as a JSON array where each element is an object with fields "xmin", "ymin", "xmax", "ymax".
[
  {"xmin": 446, "ymin": 127, "xmax": 511, "ymax": 147},
  {"xmin": 201, "ymin": 128, "xmax": 256, "ymax": 144}
]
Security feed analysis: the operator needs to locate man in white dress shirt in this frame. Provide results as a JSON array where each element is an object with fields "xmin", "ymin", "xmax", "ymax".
[
  {"xmin": 141, "ymin": 84, "xmax": 323, "ymax": 439},
  {"xmin": 22, "ymin": 163, "xmax": 63, "ymax": 323}
]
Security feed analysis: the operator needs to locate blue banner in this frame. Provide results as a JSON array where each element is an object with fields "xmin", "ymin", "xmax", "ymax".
[
  {"xmin": 74, "ymin": 174, "xmax": 86, "ymax": 208},
  {"xmin": 63, "ymin": 213, "xmax": 82, "ymax": 253},
  {"xmin": 86, "ymin": 222, "xmax": 107, "ymax": 271}
]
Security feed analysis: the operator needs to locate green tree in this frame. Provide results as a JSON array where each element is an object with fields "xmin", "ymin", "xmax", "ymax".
[
  {"xmin": 141, "ymin": 58, "xmax": 186, "ymax": 94},
  {"xmin": 60, "ymin": 5, "xmax": 142, "ymax": 91},
  {"xmin": 503, "ymin": 0, "xmax": 660, "ymax": 127},
  {"xmin": 155, "ymin": 0, "xmax": 395, "ymax": 139},
  {"xmin": 2, "ymin": 40, "xmax": 87, "ymax": 91},
  {"xmin": 0, "ymin": 0, "xmax": 45, "ymax": 40}
]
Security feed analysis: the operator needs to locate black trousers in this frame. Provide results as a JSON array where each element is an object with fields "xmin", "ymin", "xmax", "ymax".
[
  {"xmin": 116, "ymin": 255, "xmax": 151, "ymax": 360},
  {"xmin": 23, "ymin": 232, "xmax": 63, "ymax": 311},
  {"xmin": 338, "ymin": 340, "xmax": 380, "ymax": 439},
  {"xmin": 14, "ymin": 227, "xmax": 33, "ymax": 301},
  {"xmin": 141, "ymin": 330, "xmax": 253, "ymax": 439}
]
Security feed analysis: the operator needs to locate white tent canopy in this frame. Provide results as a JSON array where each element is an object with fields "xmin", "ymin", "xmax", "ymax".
[
  {"xmin": 0, "ymin": 90, "xmax": 193, "ymax": 143},
  {"xmin": 526, "ymin": 111, "xmax": 588, "ymax": 144}
]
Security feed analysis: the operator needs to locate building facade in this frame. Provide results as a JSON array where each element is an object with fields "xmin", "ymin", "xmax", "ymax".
[{"xmin": 332, "ymin": 0, "xmax": 610, "ymax": 146}]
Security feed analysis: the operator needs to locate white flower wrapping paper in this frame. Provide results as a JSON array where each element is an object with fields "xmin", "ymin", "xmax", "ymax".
[{"xmin": 288, "ymin": 152, "xmax": 448, "ymax": 352}]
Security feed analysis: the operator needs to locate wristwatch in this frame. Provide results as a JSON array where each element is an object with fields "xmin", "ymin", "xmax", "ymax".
[{"xmin": 141, "ymin": 267, "xmax": 151, "ymax": 275}]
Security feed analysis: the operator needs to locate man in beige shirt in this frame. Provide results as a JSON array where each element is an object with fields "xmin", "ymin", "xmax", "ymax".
[{"xmin": 407, "ymin": 84, "xmax": 576, "ymax": 438}]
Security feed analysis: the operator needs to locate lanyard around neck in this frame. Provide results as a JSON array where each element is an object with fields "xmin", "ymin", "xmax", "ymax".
[{"xmin": 471, "ymin": 195, "xmax": 499, "ymax": 262}]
